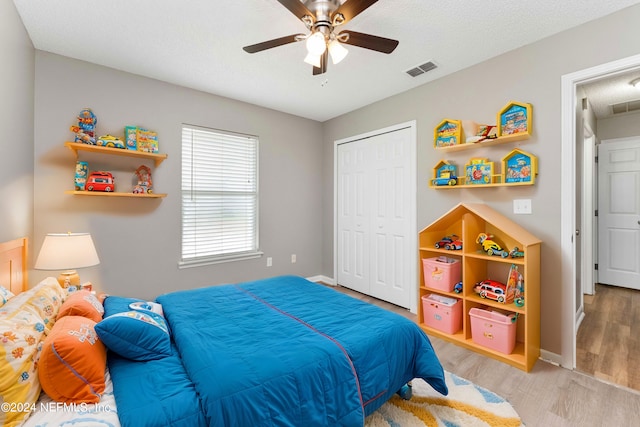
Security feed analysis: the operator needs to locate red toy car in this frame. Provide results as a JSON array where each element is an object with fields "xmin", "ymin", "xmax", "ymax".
[
  {"xmin": 445, "ymin": 238, "xmax": 463, "ymax": 250},
  {"xmin": 435, "ymin": 235, "xmax": 459, "ymax": 249},
  {"xmin": 86, "ymin": 171, "xmax": 114, "ymax": 192}
]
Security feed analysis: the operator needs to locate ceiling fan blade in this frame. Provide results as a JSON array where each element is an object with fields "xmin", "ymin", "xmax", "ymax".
[
  {"xmin": 243, "ymin": 34, "xmax": 302, "ymax": 53},
  {"xmin": 276, "ymin": 0, "xmax": 315, "ymax": 22},
  {"xmin": 332, "ymin": 0, "xmax": 379, "ymax": 26},
  {"xmin": 313, "ymin": 51, "xmax": 328, "ymax": 75},
  {"xmin": 340, "ymin": 30, "xmax": 399, "ymax": 54}
]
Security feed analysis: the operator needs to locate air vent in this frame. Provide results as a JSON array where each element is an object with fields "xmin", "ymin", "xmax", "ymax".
[
  {"xmin": 405, "ymin": 61, "xmax": 437, "ymax": 77},
  {"xmin": 611, "ymin": 99, "xmax": 640, "ymax": 115}
]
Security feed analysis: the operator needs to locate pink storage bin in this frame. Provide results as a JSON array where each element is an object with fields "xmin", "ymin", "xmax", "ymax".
[
  {"xmin": 422, "ymin": 256, "xmax": 461, "ymax": 292},
  {"xmin": 421, "ymin": 294, "xmax": 462, "ymax": 334},
  {"xmin": 469, "ymin": 308, "xmax": 517, "ymax": 354}
]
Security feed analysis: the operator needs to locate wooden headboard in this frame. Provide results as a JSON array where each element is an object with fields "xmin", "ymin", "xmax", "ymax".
[{"xmin": 0, "ymin": 237, "xmax": 28, "ymax": 294}]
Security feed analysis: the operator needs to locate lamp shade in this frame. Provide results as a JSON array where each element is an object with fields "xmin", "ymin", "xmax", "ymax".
[
  {"xmin": 306, "ymin": 31, "xmax": 326, "ymax": 55},
  {"xmin": 35, "ymin": 233, "xmax": 100, "ymax": 270},
  {"xmin": 304, "ymin": 52, "xmax": 322, "ymax": 68},
  {"xmin": 328, "ymin": 40, "xmax": 348, "ymax": 65}
]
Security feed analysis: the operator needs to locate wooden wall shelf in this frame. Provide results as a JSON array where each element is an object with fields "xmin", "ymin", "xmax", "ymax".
[
  {"xmin": 430, "ymin": 180, "xmax": 535, "ymax": 189},
  {"xmin": 64, "ymin": 190, "xmax": 166, "ymax": 198},
  {"xmin": 65, "ymin": 141, "xmax": 167, "ymax": 167},
  {"xmin": 434, "ymin": 132, "xmax": 530, "ymax": 152}
]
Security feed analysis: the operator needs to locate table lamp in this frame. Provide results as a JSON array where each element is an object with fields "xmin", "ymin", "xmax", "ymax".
[{"xmin": 35, "ymin": 232, "xmax": 100, "ymax": 288}]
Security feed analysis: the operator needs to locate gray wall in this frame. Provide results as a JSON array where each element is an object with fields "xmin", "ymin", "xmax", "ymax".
[
  {"xmin": 8, "ymin": 1, "xmax": 640, "ymax": 356},
  {"xmin": 0, "ymin": 1, "xmax": 34, "ymax": 244},
  {"xmin": 322, "ymin": 4, "xmax": 640, "ymax": 356},
  {"xmin": 597, "ymin": 111, "xmax": 640, "ymax": 140},
  {"xmin": 32, "ymin": 53, "xmax": 324, "ymax": 299}
]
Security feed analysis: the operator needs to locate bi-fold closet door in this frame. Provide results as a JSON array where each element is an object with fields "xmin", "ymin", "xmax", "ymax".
[{"xmin": 336, "ymin": 125, "xmax": 415, "ymax": 309}]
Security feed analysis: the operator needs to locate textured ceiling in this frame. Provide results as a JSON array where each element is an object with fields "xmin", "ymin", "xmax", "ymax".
[
  {"xmin": 13, "ymin": 0, "xmax": 640, "ymax": 122},
  {"xmin": 581, "ymin": 69, "xmax": 640, "ymax": 119}
]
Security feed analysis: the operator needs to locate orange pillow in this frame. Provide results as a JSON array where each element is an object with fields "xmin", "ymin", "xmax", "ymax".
[
  {"xmin": 38, "ymin": 315, "xmax": 106, "ymax": 403},
  {"xmin": 58, "ymin": 290, "xmax": 104, "ymax": 323}
]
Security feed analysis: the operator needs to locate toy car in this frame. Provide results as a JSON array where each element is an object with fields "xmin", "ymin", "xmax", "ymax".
[
  {"xmin": 86, "ymin": 171, "xmax": 114, "ymax": 192},
  {"xmin": 96, "ymin": 135, "xmax": 125, "ymax": 149},
  {"xmin": 509, "ymin": 247, "xmax": 524, "ymax": 258},
  {"xmin": 432, "ymin": 171, "xmax": 457, "ymax": 186},
  {"xmin": 476, "ymin": 233, "xmax": 509, "ymax": 258},
  {"xmin": 445, "ymin": 238, "xmax": 463, "ymax": 250},
  {"xmin": 473, "ymin": 279, "xmax": 510, "ymax": 303},
  {"xmin": 435, "ymin": 235, "xmax": 458, "ymax": 249}
]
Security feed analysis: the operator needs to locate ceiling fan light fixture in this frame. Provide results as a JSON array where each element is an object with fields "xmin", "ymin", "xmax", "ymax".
[
  {"xmin": 306, "ymin": 31, "xmax": 327, "ymax": 55},
  {"xmin": 304, "ymin": 52, "xmax": 322, "ymax": 68},
  {"xmin": 328, "ymin": 39, "xmax": 348, "ymax": 64}
]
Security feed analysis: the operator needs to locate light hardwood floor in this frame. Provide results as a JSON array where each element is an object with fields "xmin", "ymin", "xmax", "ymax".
[
  {"xmin": 329, "ymin": 284, "xmax": 640, "ymax": 427},
  {"xmin": 576, "ymin": 283, "xmax": 640, "ymax": 391}
]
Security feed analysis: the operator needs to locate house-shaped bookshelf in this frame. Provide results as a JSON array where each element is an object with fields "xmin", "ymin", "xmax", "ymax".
[{"xmin": 418, "ymin": 202, "xmax": 541, "ymax": 372}]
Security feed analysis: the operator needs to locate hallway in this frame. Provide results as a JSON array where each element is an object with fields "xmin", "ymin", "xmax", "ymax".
[{"xmin": 576, "ymin": 283, "xmax": 640, "ymax": 390}]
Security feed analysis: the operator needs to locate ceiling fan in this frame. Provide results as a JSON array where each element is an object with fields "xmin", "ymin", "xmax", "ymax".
[{"xmin": 243, "ymin": 0, "xmax": 399, "ymax": 75}]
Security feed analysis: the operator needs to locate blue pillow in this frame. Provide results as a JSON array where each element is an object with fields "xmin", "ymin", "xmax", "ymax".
[{"xmin": 95, "ymin": 310, "xmax": 171, "ymax": 361}]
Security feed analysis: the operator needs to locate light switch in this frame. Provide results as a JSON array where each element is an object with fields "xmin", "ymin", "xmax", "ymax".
[{"xmin": 513, "ymin": 199, "xmax": 532, "ymax": 214}]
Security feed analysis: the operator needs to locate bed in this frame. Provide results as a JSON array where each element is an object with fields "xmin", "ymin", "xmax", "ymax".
[{"xmin": 0, "ymin": 238, "xmax": 447, "ymax": 427}]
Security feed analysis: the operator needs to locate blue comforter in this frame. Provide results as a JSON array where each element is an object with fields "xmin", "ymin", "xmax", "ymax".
[{"xmin": 108, "ymin": 275, "xmax": 447, "ymax": 426}]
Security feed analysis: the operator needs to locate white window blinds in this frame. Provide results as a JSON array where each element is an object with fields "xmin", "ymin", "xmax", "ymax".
[{"xmin": 181, "ymin": 125, "xmax": 259, "ymax": 265}]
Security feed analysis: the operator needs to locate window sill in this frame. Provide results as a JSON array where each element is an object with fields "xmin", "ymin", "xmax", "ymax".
[{"xmin": 179, "ymin": 251, "xmax": 264, "ymax": 269}]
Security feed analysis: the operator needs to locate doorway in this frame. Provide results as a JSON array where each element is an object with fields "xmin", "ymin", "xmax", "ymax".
[
  {"xmin": 334, "ymin": 121, "xmax": 417, "ymax": 311},
  {"xmin": 561, "ymin": 53, "xmax": 640, "ymax": 371}
]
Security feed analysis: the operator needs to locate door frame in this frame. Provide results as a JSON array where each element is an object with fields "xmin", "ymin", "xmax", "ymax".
[
  {"xmin": 561, "ymin": 54, "xmax": 640, "ymax": 369},
  {"xmin": 582, "ymin": 128, "xmax": 596, "ymax": 297},
  {"xmin": 333, "ymin": 120, "xmax": 418, "ymax": 312}
]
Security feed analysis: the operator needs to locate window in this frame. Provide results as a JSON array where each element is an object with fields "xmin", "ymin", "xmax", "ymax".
[{"xmin": 181, "ymin": 124, "xmax": 259, "ymax": 266}]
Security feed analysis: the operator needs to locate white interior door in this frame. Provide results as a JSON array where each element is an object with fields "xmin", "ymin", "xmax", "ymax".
[
  {"xmin": 369, "ymin": 128, "xmax": 412, "ymax": 307},
  {"xmin": 336, "ymin": 140, "xmax": 370, "ymax": 295},
  {"xmin": 597, "ymin": 137, "xmax": 640, "ymax": 289},
  {"xmin": 336, "ymin": 124, "xmax": 415, "ymax": 309}
]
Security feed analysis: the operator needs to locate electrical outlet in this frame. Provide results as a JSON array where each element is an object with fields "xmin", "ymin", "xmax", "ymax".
[
  {"xmin": 513, "ymin": 199, "xmax": 532, "ymax": 214},
  {"xmin": 291, "ymin": 254, "xmax": 297, "ymax": 263},
  {"xmin": 266, "ymin": 257, "xmax": 272, "ymax": 267}
]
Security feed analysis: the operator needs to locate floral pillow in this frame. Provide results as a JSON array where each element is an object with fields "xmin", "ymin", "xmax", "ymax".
[{"xmin": 0, "ymin": 277, "xmax": 65, "ymax": 427}]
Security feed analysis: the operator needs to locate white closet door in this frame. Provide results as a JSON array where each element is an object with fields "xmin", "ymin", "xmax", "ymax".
[
  {"xmin": 337, "ymin": 139, "xmax": 370, "ymax": 295},
  {"xmin": 336, "ymin": 125, "xmax": 414, "ymax": 308}
]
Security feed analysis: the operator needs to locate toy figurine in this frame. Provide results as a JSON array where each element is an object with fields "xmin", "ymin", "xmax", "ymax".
[
  {"xmin": 74, "ymin": 161, "xmax": 88, "ymax": 190},
  {"xmin": 453, "ymin": 281, "xmax": 463, "ymax": 294},
  {"xmin": 476, "ymin": 233, "xmax": 509, "ymax": 258},
  {"xmin": 70, "ymin": 108, "xmax": 97, "ymax": 145},
  {"xmin": 133, "ymin": 165, "xmax": 153, "ymax": 194}
]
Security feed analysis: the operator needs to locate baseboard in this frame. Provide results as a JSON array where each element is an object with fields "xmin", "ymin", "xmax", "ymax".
[
  {"xmin": 539, "ymin": 349, "xmax": 562, "ymax": 366},
  {"xmin": 307, "ymin": 275, "xmax": 335, "ymax": 285}
]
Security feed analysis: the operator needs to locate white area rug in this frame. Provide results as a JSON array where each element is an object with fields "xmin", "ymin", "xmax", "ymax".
[{"xmin": 365, "ymin": 370, "xmax": 524, "ymax": 427}]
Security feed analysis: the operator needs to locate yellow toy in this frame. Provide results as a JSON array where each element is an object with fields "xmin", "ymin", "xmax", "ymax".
[{"xmin": 476, "ymin": 233, "xmax": 508, "ymax": 258}]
